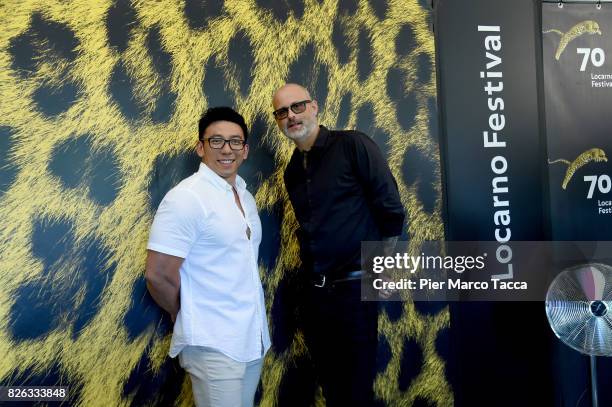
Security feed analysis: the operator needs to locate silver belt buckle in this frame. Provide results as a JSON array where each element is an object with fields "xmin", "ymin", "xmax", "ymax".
[{"xmin": 314, "ymin": 275, "xmax": 326, "ymax": 288}]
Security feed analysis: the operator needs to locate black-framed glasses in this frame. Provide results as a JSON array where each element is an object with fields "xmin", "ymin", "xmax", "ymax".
[
  {"xmin": 202, "ymin": 137, "xmax": 246, "ymax": 150},
  {"xmin": 272, "ymin": 100, "xmax": 312, "ymax": 120}
]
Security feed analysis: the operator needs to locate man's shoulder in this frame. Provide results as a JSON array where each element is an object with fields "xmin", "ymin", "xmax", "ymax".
[
  {"xmin": 327, "ymin": 128, "xmax": 375, "ymax": 148},
  {"xmin": 173, "ymin": 171, "xmax": 210, "ymax": 192},
  {"xmin": 162, "ymin": 172, "xmax": 212, "ymax": 205},
  {"xmin": 328, "ymin": 127, "xmax": 368, "ymax": 140}
]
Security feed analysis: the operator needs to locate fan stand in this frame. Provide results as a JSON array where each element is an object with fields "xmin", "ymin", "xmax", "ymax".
[
  {"xmin": 588, "ymin": 299, "xmax": 607, "ymax": 407},
  {"xmin": 590, "ymin": 355, "xmax": 598, "ymax": 407}
]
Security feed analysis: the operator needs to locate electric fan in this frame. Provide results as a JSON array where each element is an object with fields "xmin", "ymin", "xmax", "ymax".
[{"xmin": 545, "ymin": 263, "xmax": 612, "ymax": 407}]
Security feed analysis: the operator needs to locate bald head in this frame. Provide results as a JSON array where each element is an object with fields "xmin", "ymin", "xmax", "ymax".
[{"xmin": 272, "ymin": 83, "xmax": 312, "ymax": 109}]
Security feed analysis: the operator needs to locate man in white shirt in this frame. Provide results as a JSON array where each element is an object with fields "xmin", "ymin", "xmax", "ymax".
[{"xmin": 145, "ymin": 107, "xmax": 270, "ymax": 407}]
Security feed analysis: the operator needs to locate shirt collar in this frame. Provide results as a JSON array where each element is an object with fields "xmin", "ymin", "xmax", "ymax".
[
  {"xmin": 311, "ymin": 125, "xmax": 329, "ymax": 149},
  {"xmin": 197, "ymin": 162, "xmax": 247, "ymax": 192}
]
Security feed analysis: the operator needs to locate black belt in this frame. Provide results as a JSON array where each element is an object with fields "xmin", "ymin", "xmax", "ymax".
[{"xmin": 309, "ymin": 270, "xmax": 366, "ymax": 288}]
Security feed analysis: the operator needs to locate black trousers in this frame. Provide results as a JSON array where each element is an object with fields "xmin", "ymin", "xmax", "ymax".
[{"xmin": 299, "ymin": 277, "xmax": 379, "ymax": 407}]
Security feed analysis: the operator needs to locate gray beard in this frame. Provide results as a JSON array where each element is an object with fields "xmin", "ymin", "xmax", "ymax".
[{"xmin": 284, "ymin": 121, "xmax": 311, "ymax": 141}]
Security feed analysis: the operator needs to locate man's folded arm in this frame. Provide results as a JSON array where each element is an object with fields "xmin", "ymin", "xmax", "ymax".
[{"xmin": 145, "ymin": 250, "xmax": 183, "ymax": 322}]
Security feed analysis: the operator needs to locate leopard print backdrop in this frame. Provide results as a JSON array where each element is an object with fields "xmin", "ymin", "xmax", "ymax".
[{"xmin": 0, "ymin": 0, "xmax": 450, "ymax": 405}]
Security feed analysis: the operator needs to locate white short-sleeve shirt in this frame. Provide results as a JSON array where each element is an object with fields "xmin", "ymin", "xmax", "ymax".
[{"xmin": 147, "ymin": 162, "xmax": 271, "ymax": 362}]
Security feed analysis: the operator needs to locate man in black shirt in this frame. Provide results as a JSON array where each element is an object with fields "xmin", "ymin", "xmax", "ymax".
[{"xmin": 272, "ymin": 83, "xmax": 405, "ymax": 406}]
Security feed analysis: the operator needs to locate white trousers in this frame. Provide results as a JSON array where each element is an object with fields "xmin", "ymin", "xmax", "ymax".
[{"xmin": 179, "ymin": 346, "xmax": 263, "ymax": 407}]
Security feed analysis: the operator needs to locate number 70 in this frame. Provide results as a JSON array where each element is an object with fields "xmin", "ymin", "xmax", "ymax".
[
  {"xmin": 577, "ymin": 48, "xmax": 605, "ymax": 72},
  {"xmin": 584, "ymin": 175, "xmax": 611, "ymax": 199}
]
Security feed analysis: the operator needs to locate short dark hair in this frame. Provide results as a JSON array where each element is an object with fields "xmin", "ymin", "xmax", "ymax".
[{"xmin": 198, "ymin": 106, "xmax": 249, "ymax": 143}]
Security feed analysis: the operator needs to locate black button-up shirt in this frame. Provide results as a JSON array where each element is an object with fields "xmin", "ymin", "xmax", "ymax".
[{"xmin": 284, "ymin": 126, "xmax": 405, "ymax": 276}]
